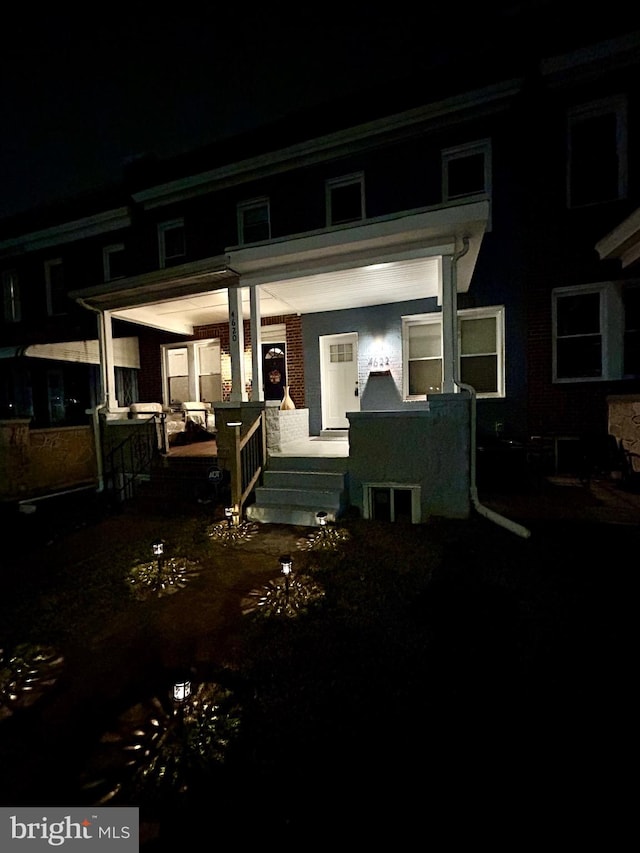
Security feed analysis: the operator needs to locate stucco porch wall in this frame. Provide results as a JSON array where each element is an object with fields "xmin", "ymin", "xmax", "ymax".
[
  {"xmin": 347, "ymin": 394, "xmax": 471, "ymax": 521},
  {"xmin": 0, "ymin": 420, "xmax": 98, "ymax": 502}
]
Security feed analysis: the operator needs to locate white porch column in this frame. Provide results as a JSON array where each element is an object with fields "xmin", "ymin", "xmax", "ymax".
[
  {"xmin": 99, "ymin": 309, "xmax": 119, "ymax": 411},
  {"xmin": 228, "ymin": 284, "xmax": 247, "ymax": 402},
  {"xmin": 441, "ymin": 254, "xmax": 458, "ymax": 394},
  {"xmin": 250, "ymin": 285, "xmax": 264, "ymax": 402}
]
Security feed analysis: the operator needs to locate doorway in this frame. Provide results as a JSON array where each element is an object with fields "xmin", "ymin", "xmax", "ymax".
[
  {"xmin": 320, "ymin": 332, "xmax": 360, "ymax": 429},
  {"xmin": 262, "ymin": 343, "xmax": 286, "ymax": 402}
]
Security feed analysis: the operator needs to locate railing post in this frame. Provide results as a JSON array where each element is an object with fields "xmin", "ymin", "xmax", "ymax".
[{"xmin": 228, "ymin": 420, "xmax": 243, "ymax": 522}]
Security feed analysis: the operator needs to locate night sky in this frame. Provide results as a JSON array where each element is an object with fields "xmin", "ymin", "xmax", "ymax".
[{"xmin": 1, "ymin": 3, "xmax": 636, "ymax": 221}]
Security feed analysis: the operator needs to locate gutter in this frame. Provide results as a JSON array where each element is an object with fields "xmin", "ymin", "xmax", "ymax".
[{"xmin": 449, "ymin": 239, "xmax": 531, "ymax": 539}]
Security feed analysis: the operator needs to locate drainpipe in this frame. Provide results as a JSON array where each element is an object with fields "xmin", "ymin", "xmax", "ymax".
[
  {"xmin": 448, "ymin": 241, "xmax": 531, "ymax": 539},
  {"xmin": 76, "ymin": 297, "xmax": 109, "ymax": 494}
]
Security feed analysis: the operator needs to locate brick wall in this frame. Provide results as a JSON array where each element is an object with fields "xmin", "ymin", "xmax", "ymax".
[{"xmin": 195, "ymin": 314, "xmax": 304, "ymax": 406}]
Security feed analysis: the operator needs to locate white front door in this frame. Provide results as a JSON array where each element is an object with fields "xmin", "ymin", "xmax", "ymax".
[{"xmin": 320, "ymin": 332, "xmax": 360, "ymax": 429}]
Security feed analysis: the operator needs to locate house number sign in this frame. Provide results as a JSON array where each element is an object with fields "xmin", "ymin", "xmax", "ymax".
[{"xmin": 230, "ymin": 310, "xmax": 238, "ymax": 343}]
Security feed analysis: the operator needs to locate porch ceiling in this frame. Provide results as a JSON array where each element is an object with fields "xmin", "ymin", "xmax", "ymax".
[{"xmin": 111, "ymin": 256, "xmax": 441, "ymax": 335}]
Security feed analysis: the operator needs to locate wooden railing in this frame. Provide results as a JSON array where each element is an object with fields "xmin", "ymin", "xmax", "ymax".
[{"xmin": 228, "ymin": 411, "xmax": 266, "ymax": 519}]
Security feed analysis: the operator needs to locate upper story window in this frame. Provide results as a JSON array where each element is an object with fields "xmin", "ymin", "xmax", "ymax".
[
  {"xmin": 44, "ymin": 258, "xmax": 67, "ymax": 316},
  {"xmin": 326, "ymin": 173, "xmax": 365, "ymax": 226},
  {"xmin": 103, "ymin": 243, "xmax": 126, "ymax": 282},
  {"xmin": 442, "ymin": 139, "xmax": 492, "ymax": 202},
  {"xmin": 553, "ymin": 281, "xmax": 640, "ymax": 381},
  {"xmin": 158, "ymin": 219, "xmax": 186, "ymax": 268},
  {"xmin": 2, "ymin": 270, "xmax": 21, "ymax": 323},
  {"xmin": 567, "ymin": 96, "xmax": 628, "ymax": 208},
  {"xmin": 237, "ymin": 198, "xmax": 271, "ymax": 244},
  {"xmin": 402, "ymin": 305, "xmax": 505, "ymax": 399}
]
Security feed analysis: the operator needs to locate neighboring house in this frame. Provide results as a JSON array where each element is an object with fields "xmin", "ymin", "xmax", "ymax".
[{"xmin": 1, "ymin": 28, "xmax": 639, "ymax": 522}]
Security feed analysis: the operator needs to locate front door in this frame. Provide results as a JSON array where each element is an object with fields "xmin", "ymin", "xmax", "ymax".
[
  {"xmin": 320, "ymin": 332, "xmax": 360, "ymax": 429},
  {"xmin": 262, "ymin": 343, "xmax": 286, "ymax": 402}
]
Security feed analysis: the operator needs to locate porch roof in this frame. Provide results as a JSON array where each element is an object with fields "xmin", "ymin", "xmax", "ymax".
[
  {"xmin": 595, "ymin": 206, "xmax": 640, "ymax": 269},
  {"xmin": 70, "ymin": 201, "xmax": 489, "ymax": 336}
]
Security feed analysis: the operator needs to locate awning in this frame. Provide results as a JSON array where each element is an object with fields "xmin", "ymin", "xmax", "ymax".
[{"xmin": 0, "ymin": 337, "xmax": 140, "ymax": 368}]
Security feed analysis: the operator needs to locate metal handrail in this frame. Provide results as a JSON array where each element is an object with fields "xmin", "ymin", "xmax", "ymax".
[{"xmin": 104, "ymin": 413, "xmax": 164, "ymax": 504}]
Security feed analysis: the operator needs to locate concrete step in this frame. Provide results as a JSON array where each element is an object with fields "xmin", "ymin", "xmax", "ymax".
[
  {"xmin": 265, "ymin": 454, "xmax": 349, "ymax": 473},
  {"xmin": 318, "ymin": 429, "xmax": 349, "ymax": 440},
  {"xmin": 252, "ymin": 485, "xmax": 343, "ymax": 509},
  {"xmin": 247, "ymin": 463, "xmax": 348, "ymax": 526},
  {"xmin": 262, "ymin": 469, "xmax": 346, "ymax": 490},
  {"xmin": 246, "ymin": 503, "xmax": 341, "ymax": 526}
]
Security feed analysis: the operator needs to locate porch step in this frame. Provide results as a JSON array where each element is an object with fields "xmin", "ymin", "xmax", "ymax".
[
  {"xmin": 318, "ymin": 429, "xmax": 349, "ymax": 440},
  {"xmin": 246, "ymin": 460, "xmax": 348, "ymax": 526}
]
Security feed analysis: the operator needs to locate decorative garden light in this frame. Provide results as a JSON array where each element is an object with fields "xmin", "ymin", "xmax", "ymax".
[
  {"xmin": 279, "ymin": 554, "xmax": 293, "ymax": 599},
  {"xmin": 152, "ymin": 538, "xmax": 165, "ymax": 572},
  {"xmin": 316, "ymin": 511, "xmax": 328, "ymax": 527},
  {"xmin": 172, "ymin": 674, "xmax": 192, "ymax": 704},
  {"xmin": 224, "ymin": 506, "xmax": 234, "ymax": 528}
]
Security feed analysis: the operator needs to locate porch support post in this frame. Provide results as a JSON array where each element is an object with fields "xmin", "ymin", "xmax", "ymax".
[
  {"xmin": 228, "ymin": 284, "xmax": 247, "ymax": 402},
  {"xmin": 99, "ymin": 309, "xmax": 119, "ymax": 412},
  {"xmin": 250, "ymin": 285, "xmax": 264, "ymax": 402},
  {"xmin": 441, "ymin": 254, "xmax": 458, "ymax": 394}
]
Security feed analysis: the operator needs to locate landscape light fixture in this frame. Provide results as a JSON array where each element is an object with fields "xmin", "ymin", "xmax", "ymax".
[
  {"xmin": 316, "ymin": 511, "xmax": 328, "ymax": 526},
  {"xmin": 225, "ymin": 506, "xmax": 233, "ymax": 528},
  {"xmin": 152, "ymin": 538, "xmax": 165, "ymax": 572},
  {"xmin": 172, "ymin": 675, "xmax": 192, "ymax": 704},
  {"xmin": 279, "ymin": 554, "xmax": 293, "ymax": 599}
]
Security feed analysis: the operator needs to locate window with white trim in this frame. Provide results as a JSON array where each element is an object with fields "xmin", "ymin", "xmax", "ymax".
[
  {"xmin": 237, "ymin": 198, "xmax": 271, "ymax": 244},
  {"xmin": 103, "ymin": 243, "xmax": 125, "ymax": 282},
  {"xmin": 2, "ymin": 270, "xmax": 21, "ymax": 323},
  {"xmin": 442, "ymin": 139, "xmax": 491, "ymax": 202},
  {"xmin": 158, "ymin": 219, "xmax": 185, "ymax": 268},
  {"xmin": 363, "ymin": 483, "xmax": 421, "ymax": 523},
  {"xmin": 567, "ymin": 96, "xmax": 628, "ymax": 208},
  {"xmin": 402, "ymin": 306, "xmax": 505, "ymax": 399},
  {"xmin": 552, "ymin": 281, "xmax": 640, "ymax": 381},
  {"xmin": 326, "ymin": 173, "xmax": 365, "ymax": 226},
  {"xmin": 45, "ymin": 258, "xmax": 66, "ymax": 316}
]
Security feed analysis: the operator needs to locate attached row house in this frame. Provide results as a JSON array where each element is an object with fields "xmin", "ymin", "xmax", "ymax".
[{"xmin": 1, "ymin": 27, "xmax": 639, "ymax": 528}]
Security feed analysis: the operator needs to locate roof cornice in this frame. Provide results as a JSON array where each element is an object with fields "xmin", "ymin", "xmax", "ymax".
[{"xmin": 0, "ymin": 207, "xmax": 132, "ymax": 257}]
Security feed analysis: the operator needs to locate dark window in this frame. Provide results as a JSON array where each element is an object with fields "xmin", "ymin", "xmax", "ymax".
[
  {"xmin": 330, "ymin": 183, "xmax": 362, "ymax": 224},
  {"xmin": 447, "ymin": 152, "xmax": 485, "ymax": 197},
  {"xmin": 239, "ymin": 202, "xmax": 270, "ymax": 244},
  {"xmin": 556, "ymin": 292, "xmax": 602, "ymax": 378},
  {"xmin": 568, "ymin": 98, "xmax": 627, "ymax": 208}
]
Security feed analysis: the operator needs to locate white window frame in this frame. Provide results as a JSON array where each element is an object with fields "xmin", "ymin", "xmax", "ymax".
[
  {"xmin": 325, "ymin": 172, "xmax": 365, "ymax": 226},
  {"xmin": 552, "ymin": 281, "xmax": 639, "ymax": 382},
  {"xmin": 442, "ymin": 139, "xmax": 492, "ymax": 203},
  {"xmin": 363, "ymin": 483, "xmax": 421, "ymax": 524},
  {"xmin": 158, "ymin": 218, "xmax": 185, "ymax": 268},
  {"xmin": 237, "ymin": 197, "xmax": 271, "ymax": 245},
  {"xmin": 402, "ymin": 306, "xmax": 505, "ymax": 400},
  {"xmin": 103, "ymin": 243, "xmax": 125, "ymax": 282},
  {"xmin": 567, "ymin": 96, "xmax": 628, "ymax": 209},
  {"xmin": 44, "ymin": 258, "xmax": 65, "ymax": 316},
  {"xmin": 2, "ymin": 269, "xmax": 21, "ymax": 323}
]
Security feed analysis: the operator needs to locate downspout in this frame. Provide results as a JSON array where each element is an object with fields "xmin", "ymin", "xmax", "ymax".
[
  {"xmin": 448, "ymin": 241, "xmax": 531, "ymax": 539},
  {"xmin": 76, "ymin": 297, "xmax": 108, "ymax": 494}
]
